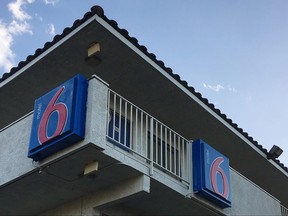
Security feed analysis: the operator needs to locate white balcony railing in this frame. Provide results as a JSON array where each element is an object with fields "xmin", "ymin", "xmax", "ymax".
[
  {"xmin": 106, "ymin": 89, "xmax": 191, "ymax": 183},
  {"xmin": 282, "ymin": 205, "xmax": 288, "ymax": 216}
]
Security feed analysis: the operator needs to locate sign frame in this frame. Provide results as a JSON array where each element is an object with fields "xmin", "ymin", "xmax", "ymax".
[
  {"xmin": 193, "ymin": 139, "xmax": 232, "ymax": 208},
  {"xmin": 28, "ymin": 74, "xmax": 88, "ymax": 161}
]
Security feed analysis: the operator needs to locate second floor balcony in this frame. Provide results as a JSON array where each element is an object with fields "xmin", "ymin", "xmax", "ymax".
[{"xmin": 106, "ymin": 88, "xmax": 191, "ymax": 185}]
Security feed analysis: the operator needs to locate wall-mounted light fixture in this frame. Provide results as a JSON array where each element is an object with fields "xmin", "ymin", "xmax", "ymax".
[
  {"xmin": 85, "ymin": 42, "xmax": 101, "ymax": 66},
  {"xmin": 267, "ymin": 145, "xmax": 283, "ymax": 160},
  {"xmin": 84, "ymin": 161, "xmax": 99, "ymax": 176}
]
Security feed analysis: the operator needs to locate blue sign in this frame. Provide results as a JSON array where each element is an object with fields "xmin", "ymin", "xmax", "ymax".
[
  {"xmin": 193, "ymin": 139, "xmax": 231, "ymax": 208},
  {"xmin": 28, "ymin": 74, "xmax": 88, "ymax": 161}
]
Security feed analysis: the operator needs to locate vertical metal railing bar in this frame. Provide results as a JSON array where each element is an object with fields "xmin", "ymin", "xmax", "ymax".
[
  {"xmin": 145, "ymin": 115, "xmax": 148, "ymax": 157},
  {"xmin": 174, "ymin": 133, "xmax": 176, "ymax": 174},
  {"xmin": 178, "ymin": 136, "xmax": 181, "ymax": 176},
  {"xmin": 160, "ymin": 124, "xmax": 163, "ymax": 167},
  {"xmin": 112, "ymin": 94, "xmax": 116, "ymax": 140},
  {"xmin": 140, "ymin": 112, "xmax": 143, "ymax": 154},
  {"xmin": 181, "ymin": 139, "xmax": 185, "ymax": 179},
  {"xmin": 169, "ymin": 130, "xmax": 172, "ymax": 172},
  {"xmin": 187, "ymin": 141, "xmax": 190, "ymax": 180},
  {"xmin": 150, "ymin": 117, "xmax": 154, "ymax": 175},
  {"xmin": 106, "ymin": 90, "xmax": 111, "ymax": 138},
  {"xmin": 165, "ymin": 127, "xmax": 167, "ymax": 170},
  {"xmin": 119, "ymin": 96, "xmax": 122, "ymax": 143},
  {"xmin": 130, "ymin": 104, "xmax": 133, "ymax": 150},
  {"xmin": 135, "ymin": 108, "xmax": 138, "ymax": 147},
  {"xmin": 155, "ymin": 121, "xmax": 158, "ymax": 164},
  {"xmin": 124, "ymin": 100, "xmax": 127, "ymax": 147},
  {"xmin": 188, "ymin": 141, "xmax": 193, "ymax": 193}
]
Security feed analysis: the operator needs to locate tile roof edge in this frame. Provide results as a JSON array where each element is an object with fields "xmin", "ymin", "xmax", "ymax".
[{"xmin": 1, "ymin": 5, "xmax": 287, "ymax": 174}]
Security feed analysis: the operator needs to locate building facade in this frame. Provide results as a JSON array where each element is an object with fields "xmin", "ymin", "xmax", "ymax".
[{"xmin": 0, "ymin": 6, "xmax": 287, "ymax": 216}]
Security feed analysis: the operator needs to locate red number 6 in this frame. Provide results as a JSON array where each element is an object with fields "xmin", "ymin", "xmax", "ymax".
[
  {"xmin": 210, "ymin": 157, "xmax": 229, "ymax": 199},
  {"xmin": 38, "ymin": 87, "xmax": 68, "ymax": 144}
]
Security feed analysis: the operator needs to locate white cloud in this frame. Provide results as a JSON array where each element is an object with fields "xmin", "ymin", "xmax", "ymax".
[
  {"xmin": 8, "ymin": 0, "xmax": 32, "ymax": 21},
  {"xmin": 46, "ymin": 23, "xmax": 55, "ymax": 36},
  {"xmin": 43, "ymin": 0, "xmax": 59, "ymax": 6},
  {"xmin": 35, "ymin": 13, "xmax": 43, "ymax": 22},
  {"xmin": 203, "ymin": 83, "xmax": 238, "ymax": 93},
  {"xmin": 203, "ymin": 83, "xmax": 225, "ymax": 92},
  {"xmin": 228, "ymin": 85, "xmax": 237, "ymax": 93},
  {"xmin": 8, "ymin": 20, "xmax": 32, "ymax": 35},
  {"xmin": 7, "ymin": 0, "xmax": 34, "ymax": 35},
  {"xmin": 0, "ymin": 0, "xmax": 34, "ymax": 74},
  {"xmin": 0, "ymin": 21, "xmax": 15, "ymax": 72}
]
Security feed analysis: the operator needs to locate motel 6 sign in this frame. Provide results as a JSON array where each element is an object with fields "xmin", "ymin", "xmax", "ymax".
[
  {"xmin": 28, "ymin": 74, "xmax": 88, "ymax": 161},
  {"xmin": 193, "ymin": 139, "xmax": 232, "ymax": 208}
]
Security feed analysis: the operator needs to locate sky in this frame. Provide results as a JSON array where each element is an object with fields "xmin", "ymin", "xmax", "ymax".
[{"xmin": 0, "ymin": 0, "xmax": 287, "ymax": 167}]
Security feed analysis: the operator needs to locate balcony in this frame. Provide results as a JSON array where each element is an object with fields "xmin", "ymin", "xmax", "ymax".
[{"xmin": 106, "ymin": 89, "xmax": 191, "ymax": 185}]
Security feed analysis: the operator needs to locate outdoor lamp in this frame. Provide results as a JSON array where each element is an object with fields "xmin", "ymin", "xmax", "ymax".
[{"xmin": 267, "ymin": 145, "xmax": 283, "ymax": 159}]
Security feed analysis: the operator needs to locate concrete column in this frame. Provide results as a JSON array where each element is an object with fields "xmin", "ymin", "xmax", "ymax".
[{"xmin": 85, "ymin": 75, "xmax": 109, "ymax": 150}]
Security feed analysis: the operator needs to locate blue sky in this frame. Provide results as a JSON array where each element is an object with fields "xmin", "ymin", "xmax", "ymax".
[{"xmin": 0, "ymin": 0, "xmax": 287, "ymax": 167}]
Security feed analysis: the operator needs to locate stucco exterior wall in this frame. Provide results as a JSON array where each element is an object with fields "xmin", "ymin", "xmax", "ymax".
[
  {"xmin": 224, "ymin": 169, "xmax": 281, "ymax": 215},
  {"xmin": 0, "ymin": 113, "xmax": 34, "ymax": 186}
]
